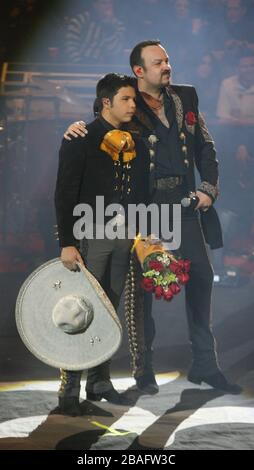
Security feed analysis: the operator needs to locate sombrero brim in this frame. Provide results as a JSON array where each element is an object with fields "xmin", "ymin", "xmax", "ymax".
[{"xmin": 16, "ymin": 258, "xmax": 122, "ymax": 370}]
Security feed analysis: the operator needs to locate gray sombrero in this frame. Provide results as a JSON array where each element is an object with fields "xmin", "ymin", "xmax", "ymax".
[{"xmin": 15, "ymin": 258, "xmax": 122, "ymax": 370}]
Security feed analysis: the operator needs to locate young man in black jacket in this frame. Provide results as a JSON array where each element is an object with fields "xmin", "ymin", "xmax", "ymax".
[{"xmin": 55, "ymin": 73, "xmax": 150, "ymax": 415}]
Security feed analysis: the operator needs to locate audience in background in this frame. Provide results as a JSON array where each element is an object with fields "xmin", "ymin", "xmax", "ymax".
[
  {"xmin": 65, "ymin": 0, "xmax": 126, "ymax": 64},
  {"xmin": 162, "ymin": 0, "xmax": 209, "ymax": 78},
  {"xmin": 193, "ymin": 53, "xmax": 221, "ymax": 118},
  {"xmin": 208, "ymin": 0, "xmax": 254, "ymax": 50},
  {"xmin": 124, "ymin": 0, "xmax": 162, "ymax": 46},
  {"xmin": 217, "ymin": 53, "xmax": 254, "ymax": 124},
  {"xmin": 1, "ymin": 0, "xmax": 254, "ymax": 256},
  {"xmin": 219, "ymin": 143, "xmax": 254, "ymax": 247}
]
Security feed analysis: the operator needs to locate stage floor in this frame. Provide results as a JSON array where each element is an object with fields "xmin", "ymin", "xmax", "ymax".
[
  {"xmin": 0, "ymin": 372, "xmax": 254, "ymax": 450},
  {"xmin": 1, "ymin": 277, "xmax": 254, "ymax": 450}
]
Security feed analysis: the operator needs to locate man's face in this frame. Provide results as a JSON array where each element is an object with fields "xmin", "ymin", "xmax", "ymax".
[
  {"xmin": 138, "ymin": 45, "xmax": 171, "ymax": 89},
  {"xmin": 197, "ymin": 55, "xmax": 212, "ymax": 79},
  {"xmin": 94, "ymin": 0, "xmax": 114, "ymax": 19},
  {"xmin": 175, "ymin": 0, "xmax": 189, "ymax": 18},
  {"xmin": 107, "ymin": 86, "xmax": 136, "ymax": 125},
  {"xmin": 226, "ymin": 0, "xmax": 245, "ymax": 23}
]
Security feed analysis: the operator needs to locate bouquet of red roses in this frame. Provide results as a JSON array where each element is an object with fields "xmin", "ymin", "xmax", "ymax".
[{"xmin": 132, "ymin": 235, "xmax": 191, "ymax": 301}]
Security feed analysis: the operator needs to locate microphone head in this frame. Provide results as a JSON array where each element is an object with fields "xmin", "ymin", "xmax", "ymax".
[
  {"xmin": 181, "ymin": 197, "xmax": 191, "ymax": 208},
  {"xmin": 181, "ymin": 195, "xmax": 200, "ymax": 209}
]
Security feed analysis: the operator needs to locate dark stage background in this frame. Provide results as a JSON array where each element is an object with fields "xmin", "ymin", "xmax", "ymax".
[{"xmin": 0, "ymin": 0, "xmax": 254, "ymax": 451}]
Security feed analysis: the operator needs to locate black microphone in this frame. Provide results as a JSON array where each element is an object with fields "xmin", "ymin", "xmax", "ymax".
[{"xmin": 181, "ymin": 194, "xmax": 200, "ymax": 210}]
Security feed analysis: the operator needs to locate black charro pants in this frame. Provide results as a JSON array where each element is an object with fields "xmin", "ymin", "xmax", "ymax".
[
  {"xmin": 143, "ymin": 186, "xmax": 219, "ymax": 376},
  {"xmin": 80, "ymin": 233, "xmax": 132, "ymax": 393},
  {"xmin": 60, "ymin": 232, "xmax": 132, "ymax": 398}
]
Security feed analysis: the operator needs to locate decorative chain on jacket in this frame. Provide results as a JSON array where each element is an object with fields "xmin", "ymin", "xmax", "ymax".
[{"xmin": 124, "ymin": 253, "xmax": 146, "ymax": 377}]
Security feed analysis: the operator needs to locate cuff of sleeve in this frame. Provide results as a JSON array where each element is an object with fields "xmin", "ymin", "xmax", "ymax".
[{"xmin": 198, "ymin": 181, "xmax": 219, "ymax": 202}]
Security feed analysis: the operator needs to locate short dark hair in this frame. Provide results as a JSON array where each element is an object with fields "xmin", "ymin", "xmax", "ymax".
[
  {"xmin": 95, "ymin": 73, "xmax": 134, "ymax": 113},
  {"xmin": 130, "ymin": 40, "xmax": 161, "ymax": 73}
]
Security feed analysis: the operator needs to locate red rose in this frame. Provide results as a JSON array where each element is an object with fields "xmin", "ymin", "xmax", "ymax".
[
  {"xmin": 183, "ymin": 260, "xmax": 191, "ymax": 272},
  {"xmin": 154, "ymin": 285, "xmax": 164, "ymax": 299},
  {"xmin": 141, "ymin": 277, "xmax": 154, "ymax": 292},
  {"xmin": 169, "ymin": 283, "xmax": 181, "ymax": 295},
  {"xmin": 176, "ymin": 259, "xmax": 185, "ymax": 270},
  {"xmin": 169, "ymin": 261, "xmax": 182, "ymax": 275},
  {"xmin": 163, "ymin": 290, "xmax": 174, "ymax": 301},
  {"xmin": 149, "ymin": 260, "xmax": 164, "ymax": 272},
  {"xmin": 185, "ymin": 111, "xmax": 197, "ymax": 126},
  {"xmin": 176, "ymin": 259, "xmax": 191, "ymax": 273},
  {"xmin": 177, "ymin": 273, "xmax": 190, "ymax": 284}
]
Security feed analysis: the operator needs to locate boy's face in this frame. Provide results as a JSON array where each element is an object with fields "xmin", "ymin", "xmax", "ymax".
[{"xmin": 106, "ymin": 86, "xmax": 136, "ymax": 126}]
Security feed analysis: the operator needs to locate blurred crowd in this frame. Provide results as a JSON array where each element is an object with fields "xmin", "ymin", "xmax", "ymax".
[
  {"xmin": 0, "ymin": 0, "xmax": 254, "ymax": 260},
  {"xmin": 1, "ymin": 0, "xmax": 254, "ymax": 118}
]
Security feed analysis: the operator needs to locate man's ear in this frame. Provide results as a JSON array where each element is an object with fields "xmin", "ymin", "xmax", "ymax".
[
  {"xmin": 133, "ymin": 65, "xmax": 144, "ymax": 78},
  {"xmin": 102, "ymin": 97, "xmax": 111, "ymax": 108}
]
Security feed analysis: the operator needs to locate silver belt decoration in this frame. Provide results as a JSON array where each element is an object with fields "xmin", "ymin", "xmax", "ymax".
[
  {"xmin": 124, "ymin": 254, "xmax": 146, "ymax": 377},
  {"xmin": 154, "ymin": 176, "xmax": 183, "ymax": 190}
]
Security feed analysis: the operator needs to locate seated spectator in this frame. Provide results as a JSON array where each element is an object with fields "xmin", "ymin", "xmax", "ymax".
[
  {"xmin": 232, "ymin": 143, "xmax": 254, "ymax": 237},
  {"xmin": 161, "ymin": 0, "xmax": 209, "ymax": 81},
  {"xmin": 163, "ymin": 0, "xmax": 208, "ymax": 45},
  {"xmin": 213, "ymin": 142, "xmax": 254, "ymax": 268},
  {"xmin": 0, "ymin": 0, "xmax": 40, "ymax": 61},
  {"xmin": 216, "ymin": 53, "xmax": 254, "ymax": 124},
  {"xmin": 193, "ymin": 53, "xmax": 221, "ymax": 118},
  {"xmin": 123, "ymin": 0, "xmax": 163, "ymax": 45},
  {"xmin": 65, "ymin": 0, "xmax": 126, "ymax": 64},
  {"xmin": 208, "ymin": 0, "xmax": 254, "ymax": 55},
  {"xmin": 235, "ymin": 144, "xmax": 254, "ymax": 192}
]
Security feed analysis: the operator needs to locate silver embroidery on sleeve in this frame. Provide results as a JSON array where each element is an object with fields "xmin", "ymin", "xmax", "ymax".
[
  {"xmin": 198, "ymin": 112, "xmax": 214, "ymax": 142},
  {"xmin": 199, "ymin": 181, "xmax": 219, "ymax": 201}
]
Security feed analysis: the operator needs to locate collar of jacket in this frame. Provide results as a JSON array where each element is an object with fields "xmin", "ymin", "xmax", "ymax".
[
  {"xmin": 98, "ymin": 115, "xmax": 116, "ymax": 132},
  {"xmin": 134, "ymin": 88, "xmax": 155, "ymax": 131},
  {"xmin": 133, "ymin": 81, "xmax": 184, "ymax": 133},
  {"xmin": 165, "ymin": 86, "xmax": 184, "ymax": 132}
]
